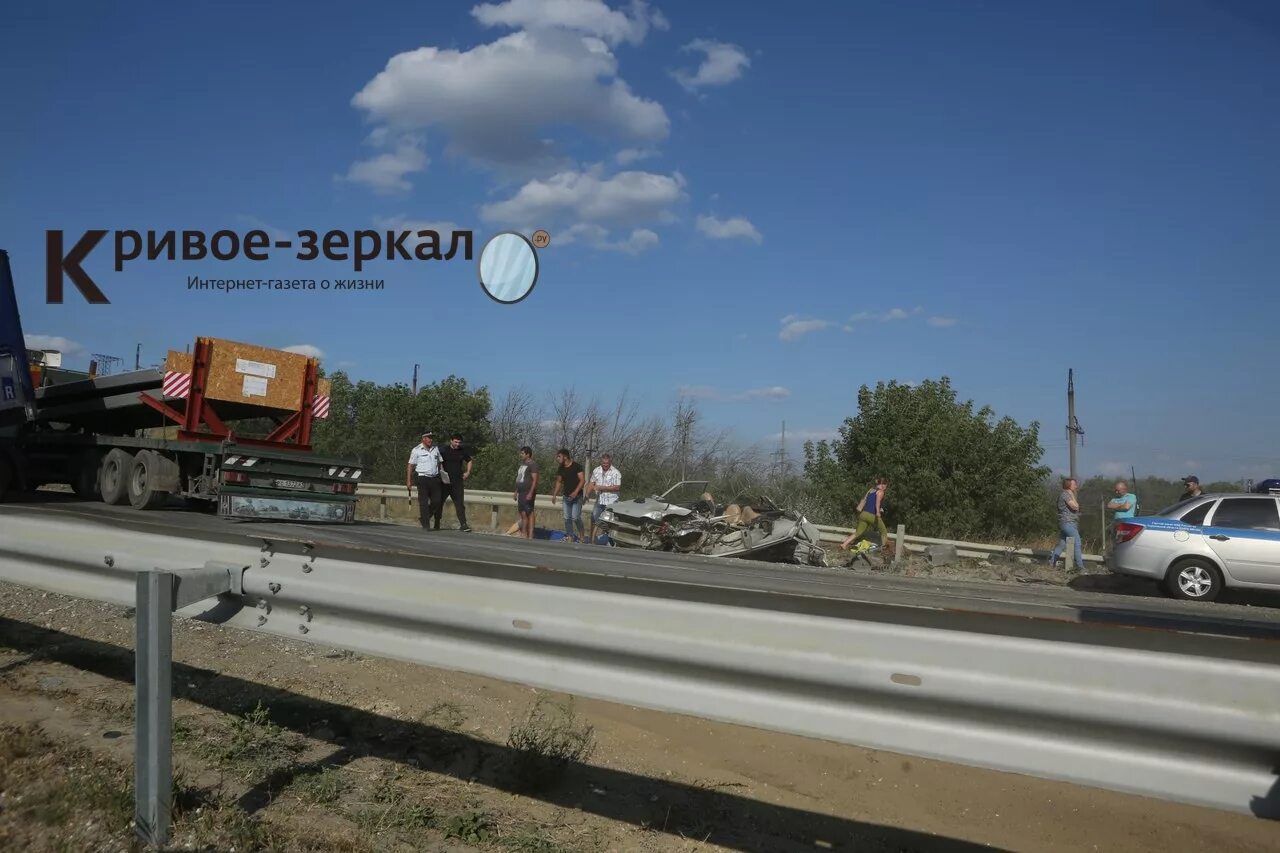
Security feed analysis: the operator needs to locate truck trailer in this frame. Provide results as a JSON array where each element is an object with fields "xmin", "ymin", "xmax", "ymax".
[{"xmin": 0, "ymin": 249, "xmax": 362, "ymax": 522}]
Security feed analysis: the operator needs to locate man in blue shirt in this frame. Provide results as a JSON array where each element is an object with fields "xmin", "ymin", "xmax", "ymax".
[{"xmin": 1107, "ymin": 480, "xmax": 1138, "ymax": 520}]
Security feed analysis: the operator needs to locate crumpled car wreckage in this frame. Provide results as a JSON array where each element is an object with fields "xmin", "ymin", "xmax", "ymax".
[{"xmin": 596, "ymin": 481, "xmax": 829, "ymax": 567}]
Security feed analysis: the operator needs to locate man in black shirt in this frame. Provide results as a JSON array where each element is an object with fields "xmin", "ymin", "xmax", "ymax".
[
  {"xmin": 550, "ymin": 448, "xmax": 586, "ymax": 542},
  {"xmin": 439, "ymin": 433, "xmax": 473, "ymax": 532}
]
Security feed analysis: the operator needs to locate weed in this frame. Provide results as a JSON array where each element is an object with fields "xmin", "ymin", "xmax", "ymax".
[
  {"xmin": 353, "ymin": 774, "xmax": 436, "ymax": 833},
  {"xmin": 200, "ymin": 700, "xmax": 304, "ymax": 772},
  {"xmin": 293, "ymin": 765, "xmax": 351, "ymax": 805},
  {"xmin": 0, "ymin": 722, "xmax": 45, "ymax": 765},
  {"xmin": 172, "ymin": 715, "xmax": 198, "ymax": 743},
  {"xmin": 506, "ymin": 694, "xmax": 596, "ymax": 792},
  {"xmin": 504, "ymin": 827, "xmax": 571, "ymax": 853},
  {"xmin": 420, "ymin": 699, "xmax": 468, "ymax": 730},
  {"xmin": 441, "ymin": 809, "xmax": 494, "ymax": 844}
]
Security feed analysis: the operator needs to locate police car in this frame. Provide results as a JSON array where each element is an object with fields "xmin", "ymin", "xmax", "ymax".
[{"xmin": 1108, "ymin": 493, "xmax": 1280, "ymax": 601}]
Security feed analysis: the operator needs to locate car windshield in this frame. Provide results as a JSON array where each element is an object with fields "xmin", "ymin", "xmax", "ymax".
[{"xmin": 658, "ymin": 481, "xmax": 711, "ymax": 505}]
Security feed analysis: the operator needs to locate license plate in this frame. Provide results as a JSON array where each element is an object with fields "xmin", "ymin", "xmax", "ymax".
[{"xmin": 274, "ymin": 479, "xmax": 308, "ymax": 490}]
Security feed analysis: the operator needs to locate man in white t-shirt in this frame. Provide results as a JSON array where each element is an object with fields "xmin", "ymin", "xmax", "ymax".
[
  {"xmin": 586, "ymin": 453, "xmax": 622, "ymax": 544},
  {"xmin": 406, "ymin": 432, "xmax": 444, "ymax": 529}
]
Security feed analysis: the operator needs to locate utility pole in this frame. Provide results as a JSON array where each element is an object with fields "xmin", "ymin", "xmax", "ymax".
[
  {"xmin": 412, "ymin": 363, "xmax": 419, "ymax": 396},
  {"xmin": 771, "ymin": 420, "xmax": 788, "ymax": 481},
  {"xmin": 1066, "ymin": 369, "xmax": 1084, "ymax": 482},
  {"xmin": 135, "ymin": 343, "xmax": 141, "ymax": 371}
]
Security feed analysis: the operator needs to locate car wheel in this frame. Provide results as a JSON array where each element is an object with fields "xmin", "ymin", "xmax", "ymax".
[{"xmin": 1164, "ymin": 558, "xmax": 1223, "ymax": 602}]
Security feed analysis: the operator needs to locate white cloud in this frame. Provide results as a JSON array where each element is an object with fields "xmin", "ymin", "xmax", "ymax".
[
  {"xmin": 1095, "ymin": 461, "xmax": 1130, "ymax": 477},
  {"xmin": 373, "ymin": 216, "xmax": 461, "ymax": 248},
  {"xmin": 672, "ymin": 39, "xmax": 750, "ymax": 93},
  {"xmin": 850, "ymin": 306, "xmax": 925, "ymax": 323},
  {"xmin": 615, "ymin": 146, "xmax": 659, "ymax": 165},
  {"xmin": 472, "ymin": 0, "xmax": 669, "ymax": 47},
  {"xmin": 350, "ymin": 20, "xmax": 668, "ymax": 174},
  {"xmin": 679, "ymin": 384, "xmax": 791, "ymax": 402},
  {"xmin": 927, "ymin": 316, "xmax": 958, "ymax": 328},
  {"xmin": 340, "ymin": 135, "xmax": 428, "ymax": 195},
  {"xmin": 779, "ymin": 315, "xmax": 833, "ymax": 342},
  {"xmin": 234, "ymin": 215, "xmax": 291, "ymax": 244},
  {"xmin": 481, "ymin": 166, "xmax": 686, "ymax": 228},
  {"xmin": 283, "ymin": 344, "xmax": 326, "ymax": 359},
  {"xmin": 24, "ymin": 334, "xmax": 83, "ymax": 354},
  {"xmin": 696, "ymin": 213, "xmax": 762, "ymax": 244},
  {"xmin": 557, "ymin": 223, "xmax": 660, "ymax": 253}
]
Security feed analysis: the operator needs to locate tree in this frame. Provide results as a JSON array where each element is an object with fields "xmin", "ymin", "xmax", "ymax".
[
  {"xmin": 311, "ymin": 372, "xmax": 493, "ymax": 482},
  {"xmin": 804, "ymin": 378, "xmax": 1055, "ymax": 541}
]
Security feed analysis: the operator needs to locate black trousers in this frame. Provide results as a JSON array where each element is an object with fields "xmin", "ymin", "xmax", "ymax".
[
  {"xmin": 442, "ymin": 477, "xmax": 468, "ymax": 527},
  {"xmin": 416, "ymin": 475, "xmax": 442, "ymax": 528}
]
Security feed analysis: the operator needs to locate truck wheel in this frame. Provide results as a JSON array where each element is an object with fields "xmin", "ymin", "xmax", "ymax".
[
  {"xmin": 128, "ymin": 451, "xmax": 171, "ymax": 510},
  {"xmin": 99, "ymin": 449, "xmax": 134, "ymax": 505},
  {"xmin": 71, "ymin": 452, "xmax": 102, "ymax": 500}
]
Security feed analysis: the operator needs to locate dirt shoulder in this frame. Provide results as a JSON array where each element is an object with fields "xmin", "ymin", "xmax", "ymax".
[{"xmin": 0, "ymin": 581, "xmax": 1274, "ymax": 853}]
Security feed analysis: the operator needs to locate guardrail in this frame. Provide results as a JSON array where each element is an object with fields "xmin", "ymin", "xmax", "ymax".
[
  {"xmin": 0, "ymin": 507, "xmax": 1275, "ymax": 843},
  {"xmin": 357, "ymin": 482, "xmax": 1105, "ymax": 564}
]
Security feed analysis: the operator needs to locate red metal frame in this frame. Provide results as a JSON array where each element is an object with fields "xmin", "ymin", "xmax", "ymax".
[{"xmin": 137, "ymin": 337, "xmax": 318, "ymax": 452}]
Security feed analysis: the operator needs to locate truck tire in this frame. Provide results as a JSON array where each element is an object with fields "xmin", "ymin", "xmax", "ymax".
[
  {"xmin": 99, "ymin": 449, "xmax": 134, "ymax": 505},
  {"xmin": 71, "ymin": 452, "xmax": 102, "ymax": 500},
  {"xmin": 128, "ymin": 451, "xmax": 171, "ymax": 510}
]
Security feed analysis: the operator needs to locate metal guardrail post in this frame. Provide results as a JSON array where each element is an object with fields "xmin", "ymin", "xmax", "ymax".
[
  {"xmin": 132, "ymin": 562, "xmax": 244, "ymax": 849},
  {"xmin": 893, "ymin": 524, "xmax": 905, "ymax": 564},
  {"xmin": 135, "ymin": 571, "xmax": 173, "ymax": 848}
]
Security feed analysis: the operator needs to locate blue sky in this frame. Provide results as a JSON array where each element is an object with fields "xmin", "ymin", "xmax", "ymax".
[{"xmin": 2, "ymin": 0, "xmax": 1277, "ymax": 483}]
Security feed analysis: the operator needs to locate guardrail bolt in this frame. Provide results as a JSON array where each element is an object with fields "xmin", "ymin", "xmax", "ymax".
[
  {"xmin": 269, "ymin": 582, "xmax": 282, "ymax": 595},
  {"xmin": 257, "ymin": 615, "xmax": 268, "ymax": 626},
  {"xmin": 301, "ymin": 563, "xmax": 313, "ymax": 574},
  {"xmin": 259, "ymin": 557, "xmax": 270, "ymax": 568},
  {"xmin": 103, "ymin": 556, "xmax": 114, "ymax": 568},
  {"xmin": 298, "ymin": 625, "xmax": 309, "ymax": 635},
  {"xmin": 298, "ymin": 605, "xmax": 311, "ymax": 621},
  {"xmin": 256, "ymin": 600, "xmax": 271, "ymax": 613}
]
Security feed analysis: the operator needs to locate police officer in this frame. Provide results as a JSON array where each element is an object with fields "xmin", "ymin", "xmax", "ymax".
[{"xmin": 406, "ymin": 432, "xmax": 444, "ymax": 529}]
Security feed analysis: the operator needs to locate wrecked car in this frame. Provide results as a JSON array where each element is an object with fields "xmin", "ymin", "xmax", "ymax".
[{"xmin": 596, "ymin": 481, "xmax": 829, "ymax": 567}]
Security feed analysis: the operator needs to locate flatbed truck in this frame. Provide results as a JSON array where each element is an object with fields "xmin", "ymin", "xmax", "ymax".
[{"xmin": 0, "ymin": 248, "xmax": 362, "ymax": 522}]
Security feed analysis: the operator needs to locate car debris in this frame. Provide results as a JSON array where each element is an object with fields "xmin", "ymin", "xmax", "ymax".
[{"xmin": 596, "ymin": 481, "xmax": 829, "ymax": 567}]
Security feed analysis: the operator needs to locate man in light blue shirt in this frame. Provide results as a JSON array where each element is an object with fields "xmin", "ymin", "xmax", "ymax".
[{"xmin": 1108, "ymin": 480, "xmax": 1138, "ymax": 519}]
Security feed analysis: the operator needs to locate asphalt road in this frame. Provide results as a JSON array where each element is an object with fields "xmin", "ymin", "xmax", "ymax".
[{"xmin": 6, "ymin": 491, "xmax": 1280, "ymax": 649}]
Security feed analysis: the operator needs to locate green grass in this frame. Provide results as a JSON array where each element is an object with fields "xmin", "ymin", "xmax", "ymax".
[{"xmin": 506, "ymin": 694, "xmax": 596, "ymax": 792}]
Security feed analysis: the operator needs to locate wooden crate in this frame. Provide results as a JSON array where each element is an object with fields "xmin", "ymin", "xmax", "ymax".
[{"xmin": 163, "ymin": 338, "xmax": 329, "ymax": 413}]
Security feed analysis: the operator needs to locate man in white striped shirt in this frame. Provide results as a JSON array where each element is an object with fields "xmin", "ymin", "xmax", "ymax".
[{"xmin": 587, "ymin": 453, "xmax": 622, "ymax": 544}]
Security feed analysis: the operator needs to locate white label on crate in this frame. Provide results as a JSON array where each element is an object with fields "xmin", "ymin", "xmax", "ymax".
[
  {"xmin": 242, "ymin": 375, "xmax": 268, "ymax": 397},
  {"xmin": 235, "ymin": 358, "xmax": 277, "ymax": 379}
]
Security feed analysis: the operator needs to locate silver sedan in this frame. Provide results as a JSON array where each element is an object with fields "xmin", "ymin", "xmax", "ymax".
[{"xmin": 1107, "ymin": 493, "xmax": 1280, "ymax": 601}]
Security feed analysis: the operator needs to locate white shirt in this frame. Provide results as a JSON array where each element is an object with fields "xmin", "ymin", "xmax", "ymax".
[
  {"xmin": 409, "ymin": 443, "xmax": 443, "ymax": 476},
  {"xmin": 590, "ymin": 465, "xmax": 622, "ymax": 505}
]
